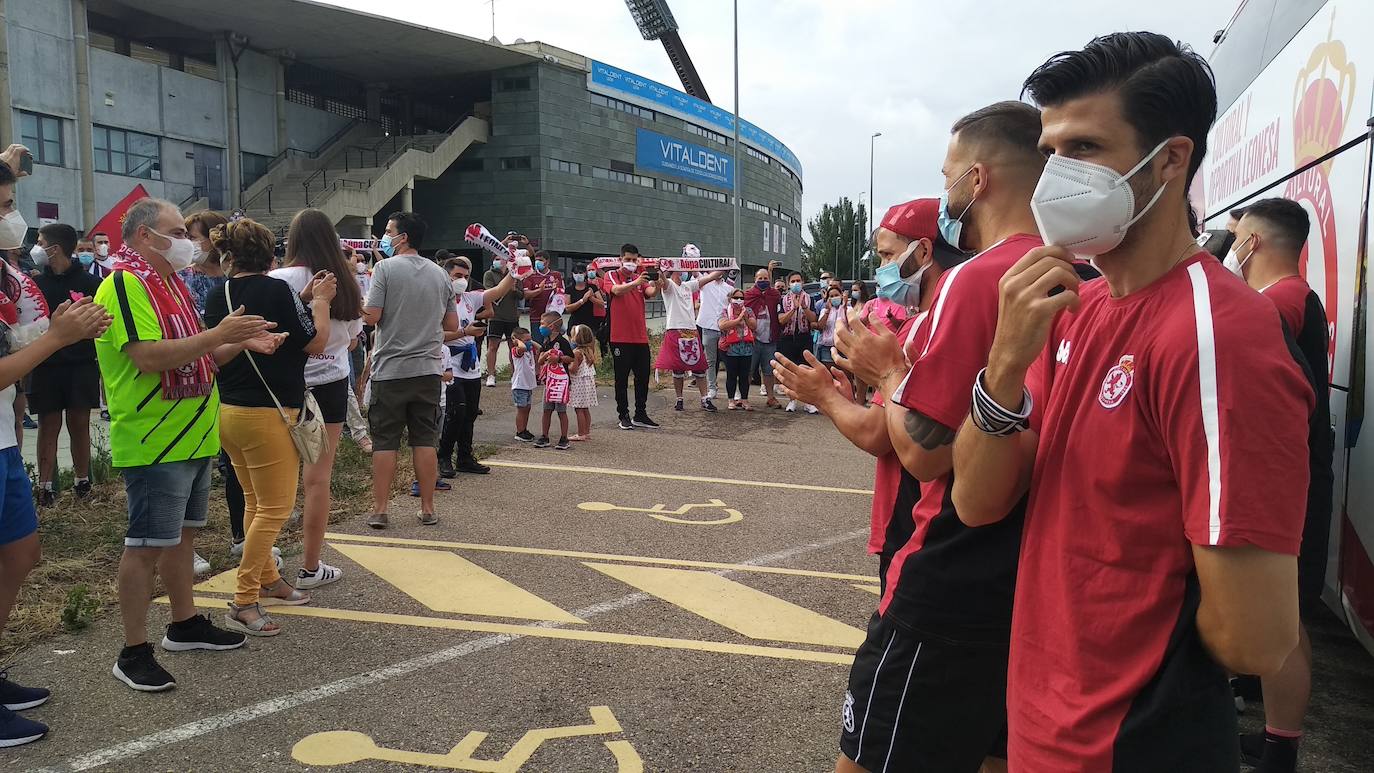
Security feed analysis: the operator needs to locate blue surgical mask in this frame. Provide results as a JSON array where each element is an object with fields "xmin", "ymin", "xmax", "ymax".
[
  {"xmin": 790, "ymin": 282, "xmax": 803, "ymax": 294},
  {"xmin": 535, "ymin": 260, "xmax": 547, "ymax": 272},
  {"xmin": 680, "ymin": 272, "xmax": 690, "ymax": 282},
  {"xmin": 938, "ymin": 166, "xmax": 977, "ymax": 250},
  {"xmin": 874, "ymin": 241, "xmax": 926, "ymax": 306},
  {"xmin": 573, "ymin": 273, "xmax": 586, "ymax": 283},
  {"xmin": 379, "ymin": 234, "xmax": 395, "ymax": 257},
  {"xmin": 78, "ymin": 251, "xmax": 95, "ymax": 267},
  {"xmin": 538, "ymin": 325, "xmax": 550, "ymax": 337},
  {"xmin": 587, "ymin": 269, "xmax": 597, "ymax": 279},
  {"xmin": 829, "ymin": 297, "xmax": 843, "ymax": 308}
]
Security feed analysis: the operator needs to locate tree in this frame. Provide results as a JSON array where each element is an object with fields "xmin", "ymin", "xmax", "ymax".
[{"xmin": 801, "ymin": 197, "xmax": 869, "ymax": 281}]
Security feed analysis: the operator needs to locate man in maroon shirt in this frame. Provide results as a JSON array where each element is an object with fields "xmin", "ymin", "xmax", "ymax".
[
  {"xmin": 1228, "ymin": 198, "xmax": 1333, "ymax": 773},
  {"xmin": 952, "ymin": 32, "xmax": 1311, "ymax": 773},
  {"xmin": 521, "ymin": 249, "xmax": 562, "ymax": 345},
  {"xmin": 823, "ymin": 102, "xmax": 1048, "ymax": 773}
]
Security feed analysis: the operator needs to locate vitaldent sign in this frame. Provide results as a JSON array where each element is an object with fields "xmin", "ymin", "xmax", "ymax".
[{"xmin": 635, "ymin": 128, "xmax": 734, "ymax": 190}]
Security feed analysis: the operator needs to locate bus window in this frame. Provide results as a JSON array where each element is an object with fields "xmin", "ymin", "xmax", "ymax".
[
  {"xmin": 1264, "ymin": 0, "xmax": 1328, "ymax": 66},
  {"xmin": 1211, "ymin": 0, "xmax": 1278, "ymax": 112}
]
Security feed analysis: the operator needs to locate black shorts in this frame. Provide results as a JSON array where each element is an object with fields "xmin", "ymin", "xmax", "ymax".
[
  {"xmin": 840, "ymin": 613, "xmax": 1008, "ymax": 772},
  {"xmin": 487, "ymin": 319, "xmax": 517, "ymax": 341},
  {"xmin": 28, "ymin": 361, "xmax": 101, "ymax": 414},
  {"xmin": 1298, "ymin": 507, "xmax": 1332, "ymax": 610},
  {"xmin": 310, "ymin": 377, "xmax": 350, "ymax": 424}
]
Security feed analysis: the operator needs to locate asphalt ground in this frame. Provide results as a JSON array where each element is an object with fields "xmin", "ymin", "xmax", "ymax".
[{"xmin": 3, "ymin": 378, "xmax": 1372, "ymax": 772}]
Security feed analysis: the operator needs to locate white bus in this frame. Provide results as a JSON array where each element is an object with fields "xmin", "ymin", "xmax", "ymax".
[{"xmin": 1199, "ymin": 0, "xmax": 1374, "ymax": 654}]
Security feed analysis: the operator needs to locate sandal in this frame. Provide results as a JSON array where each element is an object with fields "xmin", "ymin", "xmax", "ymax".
[
  {"xmin": 260, "ymin": 580, "xmax": 311, "ymax": 606},
  {"xmin": 224, "ymin": 602, "xmax": 280, "ymax": 637},
  {"xmin": 742, "ymin": 402, "xmax": 755, "ymax": 412}
]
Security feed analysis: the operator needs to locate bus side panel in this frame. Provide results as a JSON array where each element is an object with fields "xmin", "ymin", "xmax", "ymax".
[{"xmin": 1202, "ymin": 0, "xmax": 1374, "ymax": 647}]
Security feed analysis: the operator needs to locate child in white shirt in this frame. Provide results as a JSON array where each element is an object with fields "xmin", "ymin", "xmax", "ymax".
[{"xmin": 509, "ymin": 327, "xmax": 537, "ymax": 442}]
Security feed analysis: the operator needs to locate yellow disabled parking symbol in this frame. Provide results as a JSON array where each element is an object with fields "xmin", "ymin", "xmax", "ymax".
[
  {"xmin": 578, "ymin": 498, "xmax": 743, "ymax": 525},
  {"xmin": 292, "ymin": 705, "xmax": 642, "ymax": 772}
]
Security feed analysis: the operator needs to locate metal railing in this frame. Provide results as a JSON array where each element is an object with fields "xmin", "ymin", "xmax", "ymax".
[
  {"xmin": 177, "ymin": 186, "xmax": 203, "ymax": 209},
  {"xmin": 254, "ymin": 118, "xmax": 363, "ymax": 184},
  {"xmin": 241, "ymin": 184, "xmax": 273, "ymax": 214}
]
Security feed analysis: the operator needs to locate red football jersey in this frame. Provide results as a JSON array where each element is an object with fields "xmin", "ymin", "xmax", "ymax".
[
  {"xmin": 1261, "ymin": 274, "xmax": 1311, "ymax": 337},
  {"xmin": 1012, "ymin": 253, "xmax": 1312, "ymax": 771},
  {"xmin": 601, "ymin": 270, "xmax": 650, "ymax": 345}
]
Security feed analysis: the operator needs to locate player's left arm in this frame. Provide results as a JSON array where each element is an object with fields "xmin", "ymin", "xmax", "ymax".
[{"xmin": 1193, "ymin": 544, "xmax": 1299, "ymax": 676}]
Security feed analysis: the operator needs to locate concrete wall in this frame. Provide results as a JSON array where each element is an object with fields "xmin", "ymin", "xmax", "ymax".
[
  {"xmin": 88, "ymin": 49, "xmax": 162, "ymax": 135},
  {"xmin": 285, "ymin": 102, "xmax": 352, "ymax": 152},
  {"xmin": 7, "ymin": 0, "xmax": 77, "ymax": 119},
  {"xmin": 161, "ymin": 69, "xmax": 226, "ymax": 146},
  {"xmin": 234, "ymin": 50, "xmax": 279, "ymax": 156}
]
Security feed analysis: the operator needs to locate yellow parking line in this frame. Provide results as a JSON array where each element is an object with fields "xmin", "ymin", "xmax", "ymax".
[
  {"xmin": 324, "ymin": 532, "xmax": 875, "ymax": 582},
  {"xmin": 483, "ymin": 459, "xmax": 874, "ymax": 495},
  {"xmin": 178, "ymin": 597, "xmax": 854, "ymax": 666}
]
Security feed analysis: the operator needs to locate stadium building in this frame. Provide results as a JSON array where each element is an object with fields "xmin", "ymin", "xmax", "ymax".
[{"xmin": 1, "ymin": 0, "xmax": 804, "ymax": 269}]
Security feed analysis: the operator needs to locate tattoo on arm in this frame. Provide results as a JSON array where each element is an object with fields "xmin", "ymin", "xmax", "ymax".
[{"xmin": 904, "ymin": 408, "xmax": 955, "ymax": 450}]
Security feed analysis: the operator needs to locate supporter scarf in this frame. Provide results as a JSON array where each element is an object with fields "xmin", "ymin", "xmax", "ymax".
[{"xmin": 112, "ymin": 244, "xmax": 215, "ymax": 399}]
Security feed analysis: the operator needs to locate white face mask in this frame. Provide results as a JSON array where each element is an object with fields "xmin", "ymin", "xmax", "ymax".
[
  {"xmin": 149, "ymin": 228, "xmax": 197, "ymax": 271},
  {"xmin": 96, "ymin": 243, "xmax": 109, "ymax": 257},
  {"xmin": 1030, "ymin": 139, "xmax": 1171, "ymax": 257},
  {"xmin": 451, "ymin": 277, "xmax": 468, "ymax": 294},
  {"xmin": 0, "ymin": 210, "xmax": 28, "ymax": 250},
  {"xmin": 1223, "ymin": 235, "xmax": 1254, "ymax": 278},
  {"xmin": 29, "ymin": 244, "xmax": 49, "ymax": 269}
]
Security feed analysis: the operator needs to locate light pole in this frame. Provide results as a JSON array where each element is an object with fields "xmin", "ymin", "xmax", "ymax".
[
  {"xmin": 833, "ymin": 234, "xmax": 840, "ymax": 278},
  {"xmin": 869, "ymin": 131, "xmax": 882, "ymax": 243},
  {"xmin": 854, "ymin": 192, "xmax": 867, "ymax": 282},
  {"xmin": 731, "ymin": 0, "xmax": 741, "ymax": 270}
]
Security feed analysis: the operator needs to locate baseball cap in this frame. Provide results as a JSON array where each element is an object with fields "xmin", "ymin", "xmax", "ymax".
[{"xmin": 880, "ymin": 197, "xmax": 966, "ymax": 267}]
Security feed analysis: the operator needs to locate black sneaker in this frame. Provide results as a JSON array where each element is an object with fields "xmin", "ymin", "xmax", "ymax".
[
  {"xmin": 1239, "ymin": 732, "xmax": 1264, "ymax": 766},
  {"xmin": 21, "ymin": 415, "xmax": 35, "ymax": 430},
  {"xmin": 617, "ymin": 416, "xmax": 634, "ymax": 431},
  {"xmin": 438, "ymin": 459, "xmax": 457, "ymax": 479},
  {"xmin": 74, "ymin": 479, "xmax": 92, "ymax": 499},
  {"xmin": 0, "ymin": 671, "xmax": 49, "ymax": 710},
  {"xmin": 0, "ymin": 705, "xmax": 46, "ymax": 748},
  {"xmin": 36, "ymin": 489, "xmax": 54, "ymax": 508},
  {"xmin": 632, "ymin": 415, "xmax": 660, "ymax": 429},
  {"xmin": 674, "ymin": 399, "xmax": 684, "ymax": 412},
  {"xmin": 456, "ymin": 459, "xmax": 491, "ymax": 474},
  {"xmin": 702, "ymin": 398, "xmax": 718, "ymax": 412},
  {"xmin": 112, "ymin": 643, "xmax": 176, "ymax": 692},
  {"xmin": 555, "ymin": 437, "xmax": 571, "ymax": 450},
  {"xmin": 161, "ymin": 614, "xmax": 248, "ymax": 652},
  {"xmin": 100, "ymin": 409, "xmax": 110, "ymax": 422},
  {"xmin": 514, "ymin": 430, "xmax": 536, "ymax": 443},
  {"xmin": 533, "ymin": 436, "xmax": 550, "ymax": 448}
]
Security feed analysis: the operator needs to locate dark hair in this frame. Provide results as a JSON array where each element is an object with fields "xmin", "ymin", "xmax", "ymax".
[
  {"xmin": 1229, "ymin": 207, "xmax": 1248, "ymax": 221},
  {"xmin": 211, "ymin": 218, "xmax": 276, "ymax": 274},
  {"xmin": 92, "ymin": 231, "xmax": 108, "ymax": 239},
  {"xmin": 513, "ymin": 326, "xmax": 530, "ymax": 337},
  {"xmin": 536, "ymin": 249, "xmax": 552, "ymax": 261},
  {"xmin": 620, "ymin": 243, "xmax": 640, "ymax": 257},
  {"xmin": 443, "ymin": 257, "xmax": 471, "ymax": 273},
  {"xmin": 1241, "ymin": 198, "xmax": 1311, "ymax": 251},
  {"xmin": 185, "ymin": 210, "xmax": 230, "ymax": 262},
  {"xmin": 434, "ymin": 249, "xmax": 453, "ymax": 261},
  {"xmin": 950, "ymin": 100, "xmax": 1044, "ymax": 164},
  {"xmin": 0, "ymin": 161, "xmax": 14, "ymax": 187},
  {"xmin": 850, "ymin": 282, "xmax": 869, "ymax": 304},
  {"xmin": 387, "ymin": 211, "xmax": 427, "ymax": 250},
  {"xmin": 38, "ymin": 223, "xmax": 77, "ymax": 258},
  {"xmin": 788, "ymin": 271, "xmax": 804, "ymax": 282},
  {"xmin": 1022, "ymin": 32, "xmax": 1217, "ymax": 233},
  {"xmin": 286, "ymin": 208, "xmax": 362, "ymax": 320}
]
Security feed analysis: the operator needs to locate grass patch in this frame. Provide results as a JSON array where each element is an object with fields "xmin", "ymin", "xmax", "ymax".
[{"xmin": 0, "ymin": 434, "xmax": 409, "ymax": 662}]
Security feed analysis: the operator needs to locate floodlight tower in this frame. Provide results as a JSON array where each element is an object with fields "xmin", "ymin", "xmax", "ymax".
[{"xmin": 624, "ymin": 0, "xmax": 711, "ymax": 102}]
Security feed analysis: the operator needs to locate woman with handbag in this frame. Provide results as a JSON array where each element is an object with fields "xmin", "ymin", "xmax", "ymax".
[
  {"xmin": 717, "ymin": 288, "xmax": 758, "ymax": 411},
  {"xmin": 204, "ymin": 218, "xmax": 334, "ymax": 637},
  {"xmin": 270, "ymin": 209, "xmax": 363, "ymax": 590}
]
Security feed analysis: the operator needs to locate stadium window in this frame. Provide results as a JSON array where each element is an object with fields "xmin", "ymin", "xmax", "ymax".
[
  {"xmin": 685, "ymin": 185, "xmax": 728, "ymax": 204},
  {"xmin": 93, "ymin": 125, "xmax": 160, "ymax": 179},
  {"xmin": 19, "ymin": 112, "xmax": 63, "ymax": 167},
  {"xmin": 744, "ymin": 146, "xmax": 772, "ymax": 165},
  {"xmin": 684, "ymin": 124, "xmax": 730, "ymax": 146},
  {"xmin": 661, "ymin": 180, "xmax": 681, "ymax": 193},
  {"xmin": 591, "ymin": 166, "xmax": 653, "ymax": 187},
  {"xmin": 183, "ymin": 56, "xmax": 219, "ymax": 80},
  {"xmin": 590, "ymin": 93, "xmax": 656, "ymax": 121},
  {"xmin": 500, "ymin": 156, "xmax": 533, "ymax": 171},
  {"xmin": 550, "ymin": 159, "xmax": 582, "ymax": 174},
  {"xmin": 498, "ymin": 76, "xmax": 532, "ymax": 92}
]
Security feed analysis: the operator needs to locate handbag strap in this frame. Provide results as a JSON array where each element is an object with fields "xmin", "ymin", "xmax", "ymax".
[{"xmin": 224, "ymin": 279, "xmax": 293, "ymax": 423}]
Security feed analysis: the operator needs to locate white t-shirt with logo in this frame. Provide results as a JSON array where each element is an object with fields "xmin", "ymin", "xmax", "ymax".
[
  {"xmin": 270, "ymin": 266, "xmax": 364, "ymax": 387},
  {"xmin": 448, "ymin": 289, "xmax": 490, "ymax": 380},
  {"xmin": 661, "ymin": 278, "xmax": 702, "ymax": 331},
  {"xmin": 695, "ymin": 278, "xmax": 733, "ymax": 332}
]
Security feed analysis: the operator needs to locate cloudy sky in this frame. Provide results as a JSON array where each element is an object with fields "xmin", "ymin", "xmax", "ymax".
[{"xmin": 325, "ymin": 0, "xmax": 1238, "ymax": 228}]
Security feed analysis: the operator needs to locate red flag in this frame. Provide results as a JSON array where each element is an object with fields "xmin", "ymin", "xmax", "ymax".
[{"xmin": 87, "ymin": 184, "xmax": 151, "ymax": 252}]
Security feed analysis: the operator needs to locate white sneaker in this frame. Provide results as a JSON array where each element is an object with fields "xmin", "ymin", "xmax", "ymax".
[
  {"xmin": 192, "ymin": 552, "xmax": 211, "ymax": 576},
  {"xmin": 707, "ymin": 388, "xmax": 717, "ymax": 400},
  {"xmin": 805, "ymin": 404, "xmax": 820, "ymax": 414},
  {"xmin": 785, "ymin": 400, "xmax": 798, "ymax": 413},
  {"xmin": 230, "ymin": 541, "xmax": 283, "ymax": 566},
  {"xmin": 295, "ymin": 561, "xmax": 343, "ymax": 590},
  {"xmin": 485, "ymin": 375, "xmax": 496, "ymax": 388}
]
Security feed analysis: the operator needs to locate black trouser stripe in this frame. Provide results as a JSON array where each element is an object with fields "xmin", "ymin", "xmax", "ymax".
[{"xmin": 151, "ymin": 393, "xmax": 212, "ymax": 465}]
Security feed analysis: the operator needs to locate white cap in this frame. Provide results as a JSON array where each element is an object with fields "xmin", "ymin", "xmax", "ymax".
[{"xmin": 681, "ymin": 243, "xmax": 701, "ymax": 259}]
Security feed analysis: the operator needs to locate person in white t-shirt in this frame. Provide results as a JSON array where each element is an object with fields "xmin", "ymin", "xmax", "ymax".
[
  {"xmin": 269, "ymin": 209, "xmax": 365, "ymax": 590},
  {"xmin": 655, "ymin": 246, "xmax": 725, "ymax": 412},
  {"xmin": 693, "ymin": 256, "xmax": 735, "ymax": 400},
  {"xmin": 509, "ymin": 327, "xmax": 538, "ymax": 442},
  {"xmin": 439, "ymin": 256, "xmax": 517, "ymax": 476}
]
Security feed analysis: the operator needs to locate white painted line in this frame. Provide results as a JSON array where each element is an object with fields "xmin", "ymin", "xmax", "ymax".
[
  {"xmin": 33, "ymin": 528, "xmax": 868, "ymax": 772},
  {"xmin": 484, "ymin": 459, "xmax": 874, "ymax": 495}
]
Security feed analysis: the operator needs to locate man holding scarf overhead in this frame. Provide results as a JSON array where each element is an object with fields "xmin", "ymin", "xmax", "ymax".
[{"xmin": 95, "ymin": 198, "xmax": 280, "ymax": 693}]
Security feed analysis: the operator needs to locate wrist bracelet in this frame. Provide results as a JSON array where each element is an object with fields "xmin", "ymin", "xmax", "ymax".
[{"xmin": 970, "ymin": 367, "xmax": 1032, "ymax": 436}]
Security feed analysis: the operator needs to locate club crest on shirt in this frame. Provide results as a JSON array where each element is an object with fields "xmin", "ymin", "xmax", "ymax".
[
  {"xmin": 841, "ymin": 690, "xmax": 856, "ymax": 734},
  {"xmin": 1098, "ymin": 354, "xmax": 1135, "ymax": 409}
]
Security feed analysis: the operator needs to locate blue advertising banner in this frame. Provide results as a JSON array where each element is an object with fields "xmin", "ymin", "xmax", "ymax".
[
  {"xmin": 636, "ymin": 128, "xmax": 734, "ymax": 190},
  {"xmin": 589, "ymin": 60, "xmax": 802, "ymax": 179}
]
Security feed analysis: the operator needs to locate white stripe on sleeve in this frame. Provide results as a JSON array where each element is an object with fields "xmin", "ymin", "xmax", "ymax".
[{"xmin": 1185, "ymin": 263, "xmax": 1224, "ymax": 544}]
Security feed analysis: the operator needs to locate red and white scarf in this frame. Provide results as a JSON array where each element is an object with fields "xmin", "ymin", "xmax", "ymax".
[{"xmin": 112, "ymin": 245, "xmax": 216, "ymax": 399}]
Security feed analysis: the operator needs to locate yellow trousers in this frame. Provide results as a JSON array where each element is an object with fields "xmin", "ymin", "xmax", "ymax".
[{"xmin": 220, "ymin": 405, "xmax": 300, "ymax": 606}]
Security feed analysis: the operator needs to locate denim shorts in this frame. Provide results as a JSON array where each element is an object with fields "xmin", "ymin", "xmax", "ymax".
[
  {"xmin": 512, "ymin": 388, "xmax": 533, "ymax": 408},
  {"xmin": 121, "ymin": 457, "xmax": 212, "ymax": 547},
  {"xmin": 0, "ymin": 446, "xmax": 37, "ymax": 546},
  {"xmin": 750, "ymin": 341, "xmax": 779, "ymax": 372}
]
